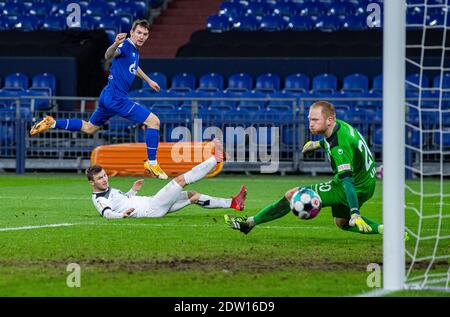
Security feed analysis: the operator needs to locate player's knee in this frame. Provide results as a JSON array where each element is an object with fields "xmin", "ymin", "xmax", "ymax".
[
  {"xmin": 285, "ymin": 188, "xmax": 298, "ymax": 201},
  {"xmin": 174, "ymin": 175, "xmax": 186, "ymax": 187},
  {"xmin": 145, "ymin": 113, "xmax": 160, "ymax": 129},
  {"xmin": 188, "ymin": 191, "xmax": 199, "ymax": 202},
  {"xmin": 334, "ymin": 217, "xmax": 348, "ymax": 229}
]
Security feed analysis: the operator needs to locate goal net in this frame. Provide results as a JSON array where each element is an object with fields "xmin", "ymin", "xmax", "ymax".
[{"xmin": 403, "ymin": 0, "xmax": 450, "ymax": 291}]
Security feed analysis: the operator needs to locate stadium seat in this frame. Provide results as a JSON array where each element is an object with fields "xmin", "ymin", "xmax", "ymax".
[
  {"xmin": 129, "ymin": 89, "xmax": 154, "ymax": 107},
  {"xmin": 1, "ymin": 2, "xmax": 22, "ymax": 16},
  {"xmin": 206, "ymin": 14, "xmax": 232, "ymax": 33},
  {"xmin": 22, "ymin": 89, "xmax": 51, "ymax": 111},
  {"xmin": 371, "ymin": 74, "xmax": 383, "ymax": 93},
  {"xmin": 227, "ymin": 73, "xmax": 253, "ymax": 93},
  {"xmin": 314, "ymin": 16, "xmax": 341, "ymax": 32},
  {"xmin": 28, "ymin": 2, "xmax": 52, "ymax": 17},
  {"xmin": 237, "ymin": 91, "xmax": 266, "ymax": 111},
  {"xmin": 41, "ymin": 16, "xmax": 66, "ymax": 31},
  {"xmin": 208, "ymin": 91, "xmax": 237, "ymax": 111},
  {"xmin": 13, "ymin": 16, "xmax": 41, "ymax": 31},
  {"xmin": 86, "ymin": 1, "xmax": 114, "ymax": 16},
  {"xmin": 273, "ymin": 2, "xmax": 297, "ymax": 17},
  {"xmin": 143, "ymin": 72, "xmax": 167, "ymax": 91},
  {"xmin": 179, "ymin": 91, "xmax": 211, "ymax": 110},
  {"xmin": 170, "ymin": 73, "xmax": 196, "ymax": 93},
  {"xmin": 406, "ymin": 73, "xmax": 430, "ymax": 91},
  {"xmin": 312, "ymin": 73, "xmax": 338, "ymax": 93},
  {"xmin": 219, "ymin": 2, "xmax": 245, "ymax": 19},
  {"xmin": 31, "ymin": 73, "xmax": 56, "ymax": 96},
  {"xmin": 255, "ymin": 73, "xmax": 280, "ymax": 93},
  {"xmin": 342, "ymin": 73, "xmax": 369, "ymax": 93},
  {"xmin": 3, "ymin": 73, "xmax": 28, "ymax": 91},
  {"xmin": 197, "ymin": 73, "xmax": 225, "ymax": 92},
  {"xmin": 343, "ymin": 15, "xmax": 368, "ymax": 31},
  {"xmin": 267, "ymin": 91, "xmax": 297, "ymax": 112},
  {"xmin": 287, "ymin": 16, "xmax": 313, "ymax": 31},
  {"xmin": 328, "ymin": 2, "xmax": 355, "ymax": 18},
  {"xmin": 246, "ymin": 2, "xmax": 271, "ymax": 18},
  {"xmin": 284, "ymin": 73, "xmax": 310, "ymax": 93},
  {"xmin": 259, "ymin": 15, "xmax": 287, "ymax": 32},
  {"xmin": 433, "ymin": 73, "xmax": 450, "ymax": 89},
  {"xmin": 232, "ymin": 15, "xmax": 259, "ymax": 31}
]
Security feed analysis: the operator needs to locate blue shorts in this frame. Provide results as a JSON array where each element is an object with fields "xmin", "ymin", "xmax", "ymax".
[{"xmin": 89, "ymin": 88, "xmax": 151, "ymax": 127}]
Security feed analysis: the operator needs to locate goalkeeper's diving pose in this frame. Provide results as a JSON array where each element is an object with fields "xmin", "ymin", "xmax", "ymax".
[
  {"xmin": 88, "ymin": 139, "xmax": 246, "ymax": 219},
  {"xmin": 225, "ymin": 100, "xmax": 388, "ymax": 236}
]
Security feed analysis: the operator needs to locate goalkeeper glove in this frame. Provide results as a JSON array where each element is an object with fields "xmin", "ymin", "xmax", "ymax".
[
  {"xmin": 349, "ymin": 213, "xmax": 372, "ymax": 233},
  {"xmin": 302, "ymin": 141, "xmax": 321, "ymax": 154}
]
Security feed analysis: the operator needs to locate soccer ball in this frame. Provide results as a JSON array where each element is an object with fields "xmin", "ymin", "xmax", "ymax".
[{"xmin": 290, "ymin": 188, "xmax": 322, "ymax": 220}]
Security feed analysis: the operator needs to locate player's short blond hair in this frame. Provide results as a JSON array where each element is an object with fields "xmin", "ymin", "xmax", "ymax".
[
  {"xmin": 311, "ymin": 101, "xmax": 336, "ymax": 119},
  {"xmin": 131, "ymin": 19, "xmax": 150, "ymax": 32}
]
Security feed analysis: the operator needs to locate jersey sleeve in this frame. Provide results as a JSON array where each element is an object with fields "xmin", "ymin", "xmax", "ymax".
[
  {"xmin": 93, "ymin": 197, "xmax": 123, "ymax": 219},
  {"xmin": 331, "ymin": 146, "xmax": 353, "ymax": 178},
  {"xmin": 115, "ymin": 41, "xmax": 127, "ymax": 57},
  {"xmin": 125, "ymin": 189, "xmax": 137, "ymax": 198}
]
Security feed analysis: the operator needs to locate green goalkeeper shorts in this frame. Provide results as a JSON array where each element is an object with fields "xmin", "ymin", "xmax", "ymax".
[{"xmin": 302, "ymin": 177, "xmax": 376, "ymax": 220}]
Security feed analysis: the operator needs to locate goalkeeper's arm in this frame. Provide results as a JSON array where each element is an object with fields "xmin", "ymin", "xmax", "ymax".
[{"xmin": 340, "ymin": 174, "xmax": 372, "ymax": 232}]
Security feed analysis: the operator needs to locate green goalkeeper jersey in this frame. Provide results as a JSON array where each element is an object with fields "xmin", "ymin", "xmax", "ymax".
[{"xmin": 320, "ymin": 119, "xmax": 377, "ymax": 187}]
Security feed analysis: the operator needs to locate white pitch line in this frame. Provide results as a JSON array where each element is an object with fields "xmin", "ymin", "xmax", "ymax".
[{"xmin": 0, "ymin": 223, "xmax": 75, "ymax": 232}]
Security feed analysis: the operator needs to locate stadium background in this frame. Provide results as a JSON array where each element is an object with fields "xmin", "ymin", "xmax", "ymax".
[{"xmin": 0, "ymin": 0, "xmax": 448, "ymax": 298}]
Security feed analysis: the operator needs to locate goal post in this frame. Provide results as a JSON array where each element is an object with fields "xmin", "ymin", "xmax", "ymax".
[{"xmin": 383, "ymin": 0, "xmax": 406, "ymax": 291}]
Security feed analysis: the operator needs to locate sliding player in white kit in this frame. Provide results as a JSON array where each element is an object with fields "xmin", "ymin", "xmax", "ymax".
[{"xmin": 86, "ymin": 139, "xmax": 246, "ymax": 219}]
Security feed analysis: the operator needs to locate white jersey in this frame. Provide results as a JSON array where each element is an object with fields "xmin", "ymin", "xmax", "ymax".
[{"xmin": 91, "ymin": 187, "xmax": 152, "ymax": 219}]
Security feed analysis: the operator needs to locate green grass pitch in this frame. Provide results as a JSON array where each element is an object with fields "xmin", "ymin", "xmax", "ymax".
[{"xmin": 0, "ymin": 173, "xmax": 448, "ymax": 297}]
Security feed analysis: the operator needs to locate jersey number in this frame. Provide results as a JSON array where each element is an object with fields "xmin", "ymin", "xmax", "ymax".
[{"xmin": 357, "ymin": 133, "xmax": 374, "ymax": 172}]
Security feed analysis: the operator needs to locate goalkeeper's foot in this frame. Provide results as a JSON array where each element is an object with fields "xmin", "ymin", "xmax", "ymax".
[
  {"xmin": 224, "ymin": 214, "xmax": 253, "ymax": 234},
  {"xmin": 30, "ymin": 116, "xmax": 55, "ymax": 136},
  {"xmin": 378, "ymin": 225, "xmax": 410, "ymax": 241},
  {"xmin": 230, "ymin": 185, "xmax": 246, "ymax": 211},
  {"xmin": 144, "ymin": 161, "xmax": 168, "ymax": 180}
]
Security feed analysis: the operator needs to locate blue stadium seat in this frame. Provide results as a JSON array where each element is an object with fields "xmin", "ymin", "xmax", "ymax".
[
  {"xmin": 143, "ymin": 72, "xmax": 167, "ymax": 91},
  {"xmin": 406, "ymin": 73, "xmax": 430, "ymax": 91},
  {"xmin": 232, "ymin": 14, "xmax": 259, "ymax": 31},
  {"xmin": 86, "ymin": 1, "xmax": 114, "ymax": 16},
  {"xmin": 31, "ymin": 73, "xmax": 56, "ymax": 96},
  {"xmin": 179, "ymin": 91, "xmax": 211, "ymax": 109},
  {"xmin": 219, "ymin": 2, "xmax": 245, "ymax": 19},
  {"xmin": 342, "ymin": 73, "xmax": 369, "ymax": 93},
  {"xmin": 104, "ymin": 116, "xmax": 135, "ymax": 139},
  {"xmin": 255, "ymin": 73, "xmax": 280, "ymax": 93},
  {"xmin": 206, "ymin": 14, "xmax": 231, "ymax": 33},
  {"xmin": 28, "ymin": 2, "xmax": 52, "ymax": 17},
  {"xmin": 2, "ymin": 2, "xmax": 22, "ymax": 16},
  {"xmin": 41, "ymin": 16, "xmax": 66, "ymax": 31},
  {"xmin": 433, "ymin": 73, "xmax": 450, "ymax": 89},
  {"xmin": 273, "ymin": 2, "xmax": 297, "ymax": 17},
  {"xmin": 353, "ymin": 91, "xmax": 382, "ymax": 109},
  {"xmin": 267, "ymin": 91, "xmax": 297, "ymax": 112},
  {"xmin": 315, "ymin": 16, "xmax": 341, "ymax": 32},
  {"xmin": 3, "ymin": 73, "xmax": 28, "ymax": 91},
  {"xmin": 115, "ymin": 1, "xmax": 148, "ymax": 20},
  {"xmin": 13, "ymin": 16, "xmax": 41, "ymax": 31},
  {"xmin": 208, "ymin": 91, "xmax": 237, "ymax": 111},
  {"xmin": 170, "ymin": 73, "xmax": 196, "ymax": 93},
  {"xmin": 287, "ymin": 16, "xmax": 313, "ymax": 31},
  {"xmin": 284, "ymin": 73, "xmax": 310, "ymax": 93},
  {"xmin": 22, "ymin": 89, "xmax": 51, "ymax": 111},
  {"xmin": 0, "ymin": 16, "xmax": 11, "ymax": 30},
  {"xmin": 128, "ymin": 89, "xmax": 154, "ymax": 107},
  {"xmin": 260, "ymin": 15, "xmax": 287, "ymax": 31},
  {"xmin": 97, "ymin": 16, "xmax": 119, "ymax": 33},
  {"xmin": 434, "ymin": 131, "xmax": 450, "ymax": 147},
  {"xmin": 0, "ymin": 90, "xmax": 18, "ymax": 108},
  {"xmin": 227, "ymin": 73, "xmax": 253, "ymax": 93},
  {"xmin": 343, "ymin": 15, "xmax": 368, "ymax": 30},
  {"xmin": 299, "ymin": 2, "xmax": 325, "ymax": 18},
  {"xmin": 312, "ymin": 73, "xmax": 337, "ymax": 93},
  {"xmin": 198, "ymin": 73, "xmax": 224, "ymax": 92},
  {"xmin": 372, "ymin": 74, "xmax": 383, "ymax": 93},
  {"xmin": 151, "ymin": 90, "xmax": 181, "ymax": 109},
  {"xmin": 246, "ymin": 2, "xmax": 271, "ymax": 19},
  {"xmin": 328, "ymin": 2, "xmax": 355, "ymax": 18},
  {"xmin": 237, "ymin": 91, "xmax": 266, "ymax": 111}
]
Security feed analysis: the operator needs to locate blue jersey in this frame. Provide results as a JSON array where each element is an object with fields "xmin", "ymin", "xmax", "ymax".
[{"xmin": 107, "ymin": 38, "xmax": 139, "ymax": 96}]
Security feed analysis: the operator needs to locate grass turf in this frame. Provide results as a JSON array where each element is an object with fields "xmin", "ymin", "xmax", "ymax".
[{"xmin": 0, "ymin": 173, "xmax": 448, "ymax": 297}]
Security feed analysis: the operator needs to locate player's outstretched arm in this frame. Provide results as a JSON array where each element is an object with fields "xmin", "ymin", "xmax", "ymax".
[
  {"xmin": 302, "ymin": 140, "xmax": 321, "ymax": 154},
  {"xmin": 137, "ymin": 67, "xmax": 160, "ymax": 92},
  {"xmin": 104, "ymin": 33, "xmax": 127, "ymax": 60},
  {"xmin": 126, "ymin": 179, "xmax": 144, "ymax": 197}
]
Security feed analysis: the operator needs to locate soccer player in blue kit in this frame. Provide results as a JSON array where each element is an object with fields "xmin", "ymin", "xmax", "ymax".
[{"xmin": 30, "ymin": 20, "xmax": 168, "ymax": 179}]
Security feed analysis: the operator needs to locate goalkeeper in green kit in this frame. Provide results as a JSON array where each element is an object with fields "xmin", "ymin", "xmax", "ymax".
[{"xmin": 225, "ymin": 100, "xmax": 384, "ymax": 235}]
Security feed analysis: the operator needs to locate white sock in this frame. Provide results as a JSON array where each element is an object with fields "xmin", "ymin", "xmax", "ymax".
[
  {"xmin": 183, "ymin": 156, "xmax": 217, "ymax": 184},
  {"xmin": 197, "ymin": 195, "xmax": 231, "ymax": 209},
  {"xmin": 148, "ymin": 160, "xmax": 157, "ymax": 165}
]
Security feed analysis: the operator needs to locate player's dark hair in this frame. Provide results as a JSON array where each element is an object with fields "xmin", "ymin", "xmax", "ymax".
[
  {"xmin": 86, "ymin": 165, "xmax": 104, "ymax": 181},
  {"xmin": 311, "ymin": 100, "xmax": 336, "ymax": 118},
  {"xmin": 131, "ymin": 19, "xmax": 150, "ymax": 32}
]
